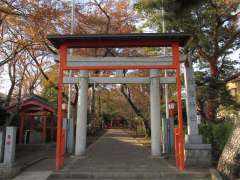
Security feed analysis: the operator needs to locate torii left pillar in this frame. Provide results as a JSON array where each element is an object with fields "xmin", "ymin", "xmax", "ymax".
[
  {"xmin": 150, "ymin": 69, "xmax": 161, "ymax": 157},
  {"xmin": 75, "ymin": 70, "xmax": 89, "ymax": 156}
]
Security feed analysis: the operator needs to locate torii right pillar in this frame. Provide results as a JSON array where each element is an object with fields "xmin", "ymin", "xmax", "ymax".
[{"xmin": 184, "ymin": 55, "xmax": 211, "ymax": 167}]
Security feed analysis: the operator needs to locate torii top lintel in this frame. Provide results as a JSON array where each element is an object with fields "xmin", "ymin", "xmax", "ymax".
[{"xmin": 47, "ymin": 33, "xmax": 191, "ymax": 49}]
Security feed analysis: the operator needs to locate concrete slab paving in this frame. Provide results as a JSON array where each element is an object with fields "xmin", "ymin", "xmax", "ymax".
[
  {"xmin": 12, "ymin": 171, "xmax": 52, "ymax": 180},
  {"xmin": 64, "ymin": 129, "xmax": 176, "ymax": 172},
  {"xmin": 10, "ymin": 145, "xmax": 57, "ymax": 180},
  {"xmin": 48, "ymin": 129, "xmax": 211, "ymax": 180},
  {"xmin": 9, "ymin": 130, "xmax": 105, "ymax": 180}
]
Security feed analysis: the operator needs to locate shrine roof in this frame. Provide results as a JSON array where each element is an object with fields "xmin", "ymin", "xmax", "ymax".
[
  {"xmin": 47, "ymin": 33, "xmax": 192, "ymax": 49},
  {"xmin": 7, "ymin": 94, "xmax": 55, "ymax": 114}
]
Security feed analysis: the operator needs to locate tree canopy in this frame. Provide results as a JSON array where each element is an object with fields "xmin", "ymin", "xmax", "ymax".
[{"xmin": 136, "ymin": 0, "xmax": 240, "ymax": 121}]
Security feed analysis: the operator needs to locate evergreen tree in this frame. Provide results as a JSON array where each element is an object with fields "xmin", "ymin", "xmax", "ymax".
[{"xmin": 136, "ymin": 0, "xmax": 240, "ymax": 121}]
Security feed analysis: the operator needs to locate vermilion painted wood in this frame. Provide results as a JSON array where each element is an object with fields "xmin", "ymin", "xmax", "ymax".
[
  {"xmin": 173, "ymin": 42, "xmax": 185, "ymax": 171},
  {"xmin": 174, "ymin": 128, "xmax": 180, "ymax": 168},
  {"xmin": 61, "ymin": 129, "xmax": 65, "ymax": 167},
  {"xmin": 56, "ymin": 45, "xmax": 66, "ymax": 170},
  {"xmin": 13, "ymin": 98, "xmax": 54, "ymax": 146},
  {"xmin": 7, "ymin": 100, "xmax": 55, "ymax": 114},
  {"xmin": 20, "ymin": 100, "xmax": 55, "ymax": 113},
  {"xmin": 171, "ymin": 44, "xmax": 178, "ymax": 66}
]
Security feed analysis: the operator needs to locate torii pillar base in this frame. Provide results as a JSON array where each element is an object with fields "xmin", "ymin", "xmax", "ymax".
[{"xmin": 184, "ymin": 143, "xmax": 212, "ymax": 167}]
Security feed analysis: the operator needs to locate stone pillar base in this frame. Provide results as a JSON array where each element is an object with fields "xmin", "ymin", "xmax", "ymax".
[
  {"xmin": 185, "ymin": 143, "xmax": 212, "ymax": 167},
  {"xmin": 185, "ymin": 134, "xmax": 202, "ymax": 144}
]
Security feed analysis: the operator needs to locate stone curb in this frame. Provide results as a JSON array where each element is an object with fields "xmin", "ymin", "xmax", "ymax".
[
  {"xmin": 48, "ymin": 171, "xmax": 211, "ymax": 179},
  {"xmin": 20, "ymin": 156, "xmax": 47, "ymax": 170}
]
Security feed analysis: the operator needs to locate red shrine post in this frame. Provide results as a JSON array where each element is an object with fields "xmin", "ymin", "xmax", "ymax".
[{"xmin": 47, "ymin": 33, "xmax": 191, "ymax": 171}]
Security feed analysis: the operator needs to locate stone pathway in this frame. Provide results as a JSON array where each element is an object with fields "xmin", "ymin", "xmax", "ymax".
[
  {"xmin": 48, "ymin": 129, "xmax": 211, "ymax": 180},
  {"xmin": 10, "ymin": 130, "xmax": 105, "ymax": 180},
  {"xmin": 11, "ymin": 145, "xmax": 57, "ymax": 180},
  {"xmin": 12, "ymin": 171, "xmax": 52, "ymax": 180}
]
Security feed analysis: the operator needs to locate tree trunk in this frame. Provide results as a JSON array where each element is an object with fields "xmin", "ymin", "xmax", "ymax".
[
  {"xmin": 5, "ymin": 61, "xmax": 16, "ymax": 107},
  {"xmin": 217, "ymin": 122, "xmax": 240, "ymax": 179},
  {"xmin": 209, "ymin": 60, "xmax": 219, "ymax": 77},
  {"xmin": 120, "ymin": 85, "xmax": 151, "ymax": 136},
  {"xmin": 5, "ymin": 81, "xmax": 15, "ymax": 107},
  {"xmin": 203, "ymin": 60, "xmax": 219, "ymax": 121},
  {"xmin": 196, "ymin": 57, "xmax": 224, "ymax": 122},
  {"xmin": 204, "ymin": 98, "xmax": 218, "ymax": 121}
]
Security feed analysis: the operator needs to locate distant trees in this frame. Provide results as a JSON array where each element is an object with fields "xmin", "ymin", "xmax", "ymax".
[
  {"xmin": 0, "ymin": 0, "xmax": 138, "ymax": 121},
  {"xmin": 0, "ymin": 1, "xmax": 66, "ymax": 126},
  {"xmin": 0, "ymin": 1, "xmax": 64, "ymax": 110}
]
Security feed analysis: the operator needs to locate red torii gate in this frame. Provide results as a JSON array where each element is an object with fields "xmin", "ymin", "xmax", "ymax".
[{"xmin": 47, "ymin": 33, "xmax": 191, "ymax": 171}]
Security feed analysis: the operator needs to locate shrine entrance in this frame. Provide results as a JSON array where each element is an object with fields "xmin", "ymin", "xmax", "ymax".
[{"xmin": 47, "ymin": 33, "xmax": 191, "ymax": 171}]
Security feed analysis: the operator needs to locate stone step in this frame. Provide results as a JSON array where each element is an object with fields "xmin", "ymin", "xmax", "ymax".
[
  {"xmin": 48, "ymin": 179, "xmax": 209, "ymax": 180},
  {"xmin": 47, "ymin": 171, "xmax": 211, "ymax": 180},
  {"xmin": 61, "ymin": 168, "xmax": 176, "ymax": 172}
]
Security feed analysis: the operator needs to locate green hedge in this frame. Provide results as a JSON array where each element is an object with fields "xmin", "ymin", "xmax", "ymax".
[{"xmin": 199, "ymin": 121, "xmax": 233, "ymax": 161}]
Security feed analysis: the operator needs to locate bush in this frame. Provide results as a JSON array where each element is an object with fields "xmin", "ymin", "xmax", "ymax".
[{"xmin": 199, "ymin": 121, "xmax": 233, "ymax": 161}]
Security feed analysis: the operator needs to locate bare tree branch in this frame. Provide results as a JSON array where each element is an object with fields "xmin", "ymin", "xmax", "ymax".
[
  {"xmin": 93, "ymin": 0, "xmax": 111, "ymax": 33},
  {"xmin": 224, "ymin": 72, "xmax": 240, "ymax": 82}
]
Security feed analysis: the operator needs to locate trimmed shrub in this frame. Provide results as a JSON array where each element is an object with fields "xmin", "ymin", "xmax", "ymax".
[{"xmin": 199, "ymin": 121, "xmax": 233, "ymax": 162}]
